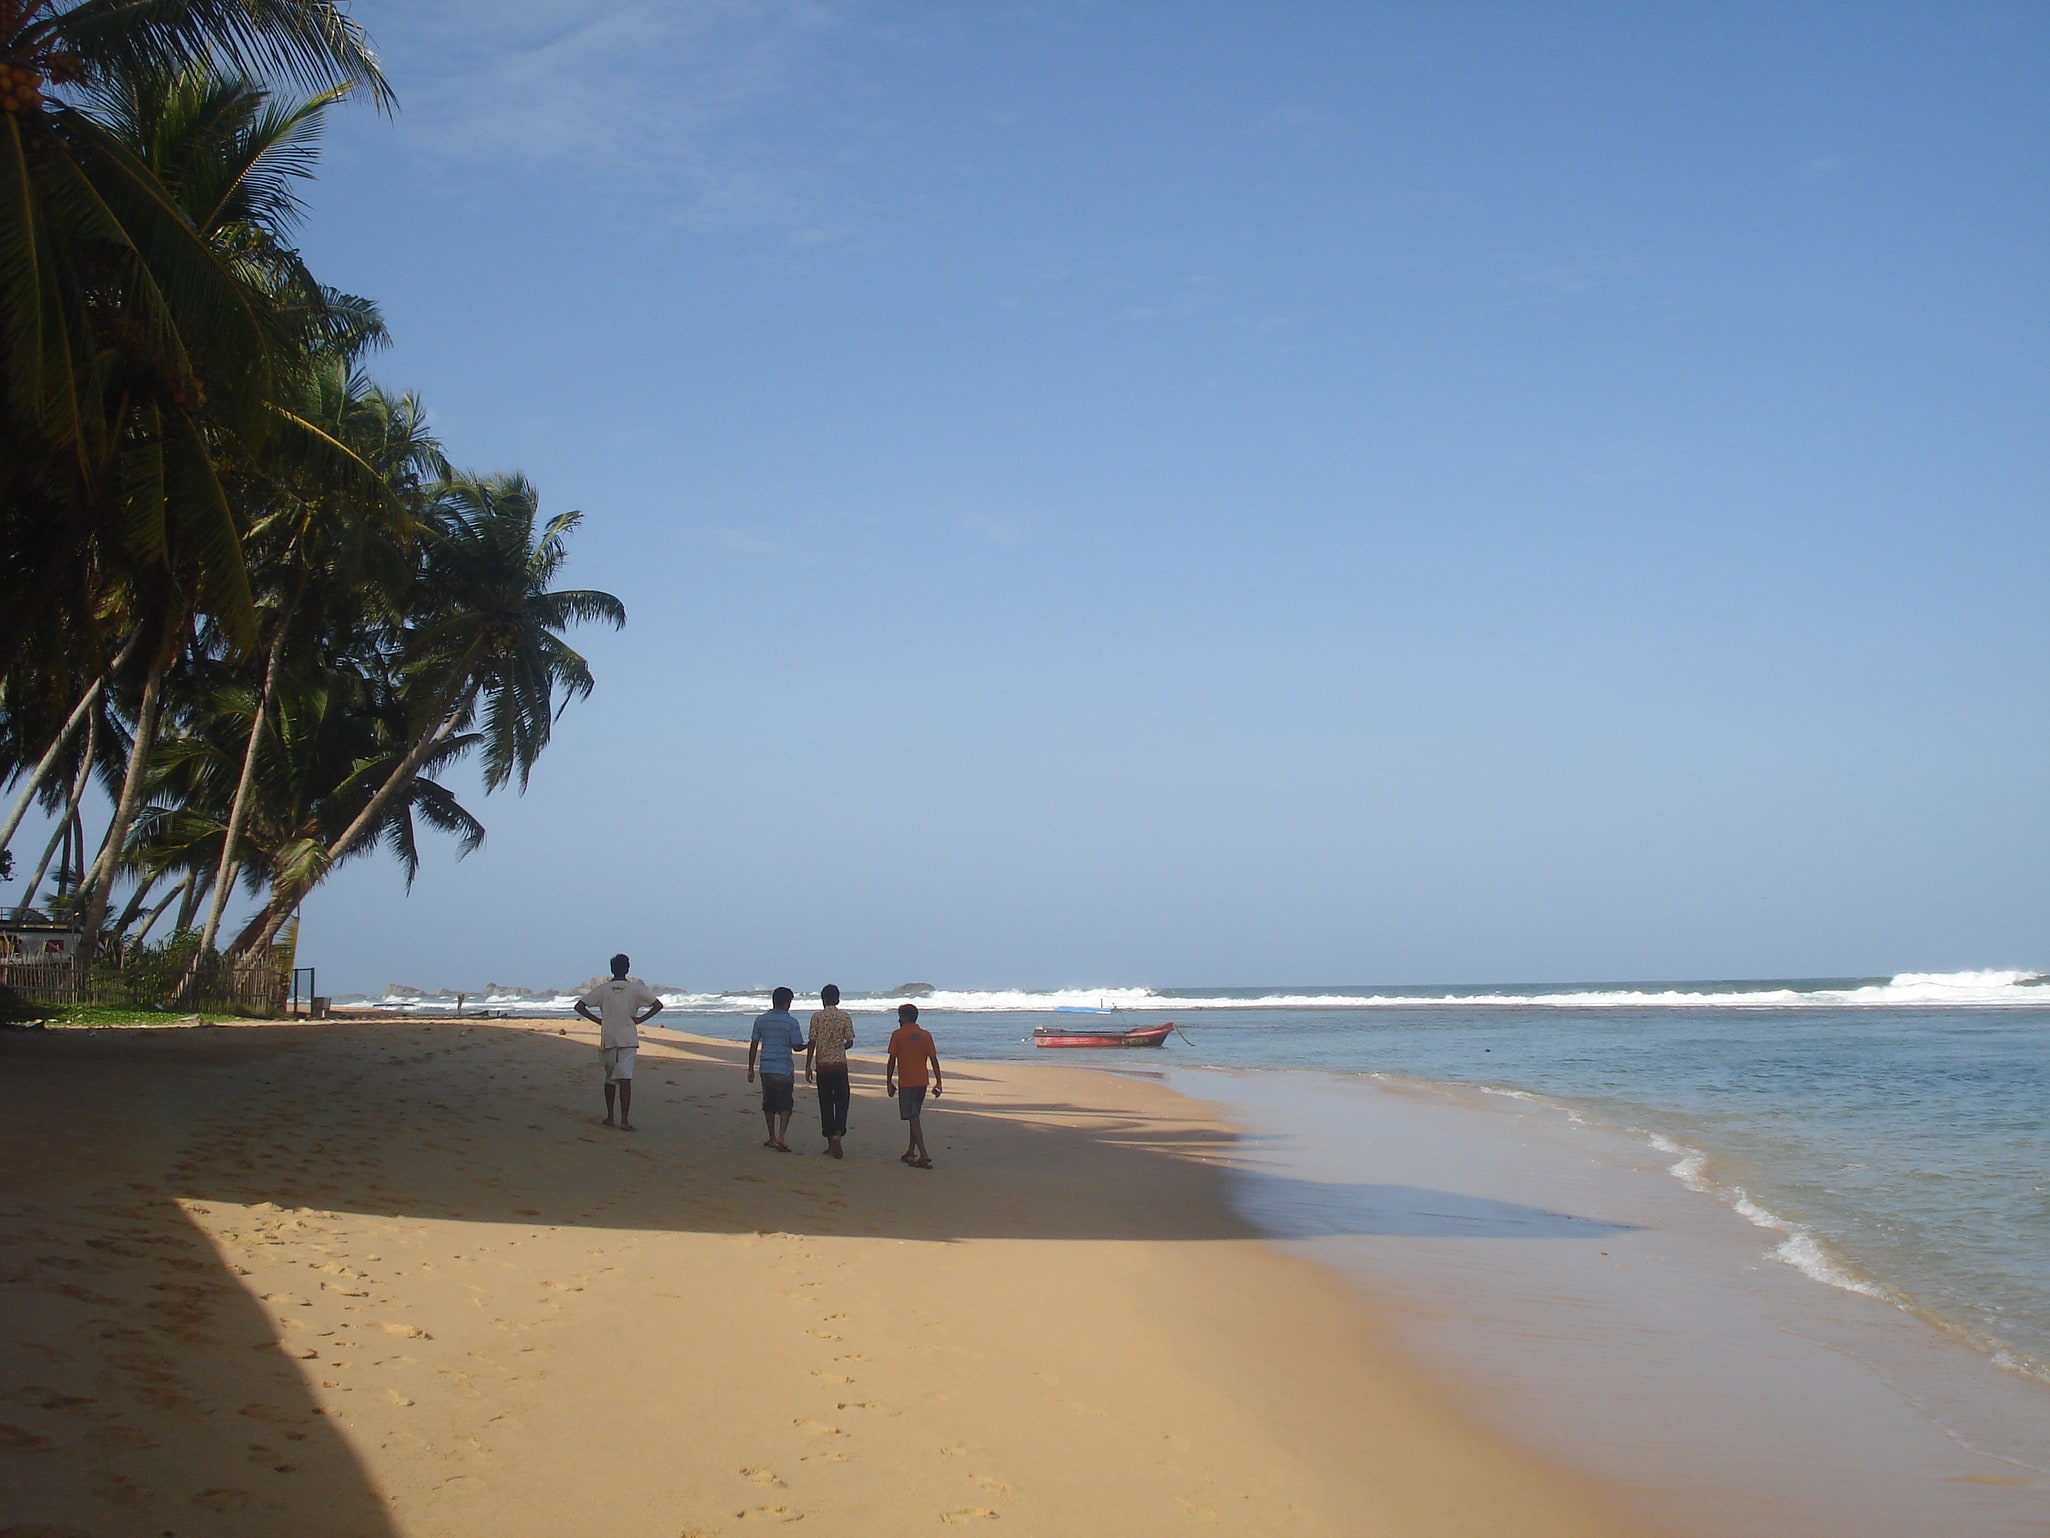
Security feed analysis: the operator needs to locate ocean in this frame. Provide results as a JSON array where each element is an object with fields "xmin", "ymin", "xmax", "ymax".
[{"xmin": 347, "ymin": 968, "xmax": 2050, "ymax": 1389}]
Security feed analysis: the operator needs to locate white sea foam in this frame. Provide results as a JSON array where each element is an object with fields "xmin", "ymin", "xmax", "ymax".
[
  {"xmin": 1647, "ymin": 1133, "xmax": 1714, "ymax": 1192},
  {"xmin": 1642, "ymin": 1130, "xmax": 1891, "ymax": 1299},
  {"xmin": 344, "ymin": 968, "xmax": 2048, "ymax": 1015}
]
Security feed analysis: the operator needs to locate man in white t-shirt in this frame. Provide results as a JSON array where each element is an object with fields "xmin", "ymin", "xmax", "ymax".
[{"xmin": 573, "ymin": 954, "xmax": 664, "ymax": 1131}]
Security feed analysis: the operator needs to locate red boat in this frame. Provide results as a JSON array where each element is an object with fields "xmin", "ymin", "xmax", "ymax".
[{"xmin": 1032, "ymin": 1021, "xmax": 1176, "ymax": 1049}]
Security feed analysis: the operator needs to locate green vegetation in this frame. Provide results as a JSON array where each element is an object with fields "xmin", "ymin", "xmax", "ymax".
[
  {"xmin": 6, "ymin": 1001, "xmax": 226, "ymax": 1028},
  {"xmin": 0, "ymin": 3, "xmax": 623, "ymax": 992}
]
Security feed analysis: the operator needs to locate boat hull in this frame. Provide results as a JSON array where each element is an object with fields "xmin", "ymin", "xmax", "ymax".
[{"xmin": 1032, "ymin": 1023, "xmax": 1175, "ymax": 1049}]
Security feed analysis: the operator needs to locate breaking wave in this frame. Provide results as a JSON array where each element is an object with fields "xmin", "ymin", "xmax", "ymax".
[{"xmin": 338, "ymin": 968, "xmax": 2046, "ymax": 1015}]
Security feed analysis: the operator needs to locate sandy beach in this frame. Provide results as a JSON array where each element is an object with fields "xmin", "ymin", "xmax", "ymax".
[{"xmin": 0, "ymin": 1016, "xmax": 1654, "ymax": 1537}]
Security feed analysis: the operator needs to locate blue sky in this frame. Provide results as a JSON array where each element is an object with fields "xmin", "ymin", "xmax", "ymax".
[{"xmin": 83, "ymin": 3, "xmax": 2050, "ymax": 991}]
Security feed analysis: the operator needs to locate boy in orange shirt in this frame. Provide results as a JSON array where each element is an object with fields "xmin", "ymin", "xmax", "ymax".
[{"xmin": 885, "ymin": 1003, "xmax": 943, "ymax": 1168}]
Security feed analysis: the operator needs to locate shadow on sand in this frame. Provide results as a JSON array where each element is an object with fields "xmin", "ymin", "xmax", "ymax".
[
  {"xmin": 1227, "ymin": 1179, "xmax": 1645, "ymax": 1240},
  {"xmin": 0, "ymin": 1018, "xmax": 1639, "ymax": 1534}
]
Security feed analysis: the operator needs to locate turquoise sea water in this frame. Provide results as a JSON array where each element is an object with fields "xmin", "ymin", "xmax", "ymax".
[
  {"xmin": 1137, "ymin": 990, "xmax": 2050, "ymax": 1383},
  {"xmin": 362, "ymin": 970, "xmax": 2050, "ymax": 1383}
]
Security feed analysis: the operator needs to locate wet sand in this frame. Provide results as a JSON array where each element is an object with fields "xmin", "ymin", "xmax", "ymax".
[
  {"xmin": 0, "ymin": 1017, "xmax": 1650, "ymax": 1537},
  {"xmin": 1191, "ymin": 1068, "xmax": 2050, "ymax": 1538}
]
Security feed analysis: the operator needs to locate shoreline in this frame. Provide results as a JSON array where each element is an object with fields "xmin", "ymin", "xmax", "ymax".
[
  {"xmin": 1184, "ymin": 1066, "xmax": 2050, "ymax": 1537},
  {"xmin": 1, "ymin": 1016, "xmax": 1653, "ymax": 1537}
]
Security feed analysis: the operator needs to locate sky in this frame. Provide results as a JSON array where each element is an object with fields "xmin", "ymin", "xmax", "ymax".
[{"xmin": 25, "ymin": 1, "xmax": 2050, "ymax": 994}]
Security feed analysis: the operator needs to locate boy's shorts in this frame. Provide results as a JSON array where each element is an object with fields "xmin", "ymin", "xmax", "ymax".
[
  {"xmin": 897, "ymin": 1085, "xmax": 927, "ymax": 1120},
  {"xmin": 760, "ymin": 1073, "xmax": 795, "ymax": 1114},
  {"xmin": 601, "ymin": 1046, "xmax": 636, "ymax": 1082}
]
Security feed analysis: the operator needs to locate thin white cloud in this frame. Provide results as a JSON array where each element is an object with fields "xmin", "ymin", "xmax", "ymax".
[
  {"xmin": 365, "ymin": 0, "xmax": 868, "ymax": 229},
  {"xmin": 678, "ymin": 524, "xmax": 785, "ymax": 556},
  {"xmin": 1502, "ymin": 249, "xmax": 1639, "ymax": 298},
  {"xmin": 962, "ymin": 514, "xmax": 1025, "ymax": 547}
]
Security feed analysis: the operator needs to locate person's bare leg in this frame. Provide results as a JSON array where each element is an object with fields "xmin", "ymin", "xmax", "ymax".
[
  {"xmin": 763, "ymin": 1105, "xmax": 778, "ymax": 1147},
  {"xmin": 777, "ymin": 1109, "xmax": 794, "ymax": 1149},
  {"xmin": 617, "ymin": 1080, "xmax": 633, "ymax": 1131},
  {"xmin": 910, "ymin": 1116, "xmax": 931, "ymax": 1166},
  {"xmin": 603, "ymin": 1081, "xmax": 618, "ymax": 1126}
]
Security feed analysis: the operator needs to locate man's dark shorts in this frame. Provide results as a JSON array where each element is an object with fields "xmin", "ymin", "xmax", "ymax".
[
  {"xmin": 897, "ymin": 1085, "xmax": 927, "ymax": 1120},
  {"xmin": 760, "ymin": 1072, "xmax": 795, "ymax": 1114}
]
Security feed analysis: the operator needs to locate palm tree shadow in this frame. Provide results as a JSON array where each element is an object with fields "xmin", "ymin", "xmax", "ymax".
[{"xmin": 1, "ymin": 1032, "xmax": 400, "ymax": 1537}]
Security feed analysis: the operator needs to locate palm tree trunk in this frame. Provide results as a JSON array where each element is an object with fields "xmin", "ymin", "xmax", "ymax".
[
  {"xmin": 0, "ymin": 681, "xmax": 101, "ymax": 865},
  {"xmin": 0, "ymin": 632, "xmax": 137, "ymax": 863},
  {"xmin": 18, "ymin": 811, "xmax": 73, "ymax": 912},
  {"xmin": 226, "ymin": 684, "xmax": 475, "ymax": 963},
  {"xmin": 197, "ymin": 624, "xmax": 285, "ymax": 957},
  {"xmin": 176, "ymin": 869, "xmax": 211, "ymax": 934},
  {"xmin": 109, "ymin": 869, "xmax": 162, "ymax": 940},
  {"xmin": 15, "ymin": 715, "xmax": 99, "ymax": 911},
  {"xmin": 79, "ymin": 649, "xmax": 169, "ymax": 951},
  {"xmin": 132, "ymin": 876, "xmax": 190, "ymax": 946}
]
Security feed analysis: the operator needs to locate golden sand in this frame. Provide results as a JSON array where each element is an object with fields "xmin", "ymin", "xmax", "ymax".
[{"xmin": 0, "ymin": 1018, "xmax": 1655, "ymax": 1536}]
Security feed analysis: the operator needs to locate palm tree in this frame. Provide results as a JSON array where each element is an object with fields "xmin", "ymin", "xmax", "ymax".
[
  {"xmin": 2, "ymin": 4, "xmax": 388, "ymax": 940},
  {"xmin": 226, "ymin": 473, "xmax": 625, "ymax": 962},
  {"xmin": 66, "ymin": 64, "xmax": 402, "ymax": 949},
  {"xmin": 106, "ymin": 60, "xmax": 436, "ymax": 962},
  {"xmin": 189, "ymin": 366, "xmax": 436, "ymax": 961},
  {"xmin": 0, "ymin": 0, "xmax": 389, "ymax": 653}
]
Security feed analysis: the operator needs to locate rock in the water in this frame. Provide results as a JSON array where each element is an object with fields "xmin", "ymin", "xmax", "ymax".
[{"xmin": 886, "ymin": 982, "xmax": 936, "ymax": 998}]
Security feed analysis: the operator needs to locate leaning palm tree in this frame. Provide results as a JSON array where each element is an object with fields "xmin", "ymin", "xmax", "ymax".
[
  {"xmin": 61, "ymin": 63, "xmax": 402, "ymax": 948},
  {"xmin": 225, "ymin": 473, "xmax": 625, "ymax": 962},
  {"xmin": 190, "ymin": 366, "xmax": 436, "ymax": 960},
  {"xmin": 1, "ymin": 4, "xmax": 388, "ymax": 930}
]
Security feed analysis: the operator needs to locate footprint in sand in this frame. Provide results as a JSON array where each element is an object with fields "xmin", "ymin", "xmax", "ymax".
[
  {"xmin": 84, "ymin": 1425, "xmax": 154, "ymax": 1451},
  {"xmin": 736, "ymin": 1506, "xmax": 806, "ymax": 1522},
  {"xmin": 739, "ymin": 1466, "xmax": 785, "ymax": 1486},
  {"xmin": 15, "ymin": 1388, "xmax": 94, "ymax": 1412},
  {"xmin": 86, "ymin": 1471, "xmax": 150, "ymax": 1508},
  {"xmin": 791, "ymin": 1417, "xmax": 841, "ymax": 1436},
  {"xmin": 972, "ymin": 1475, "xmax": 1013, "ymax": 1495},
  {"xmin": 803, "ymin": 1329, "xmax": 839, "ymax": 1341},
  {"xmin": 191, "ymin": 1486, "xmax": 250, "ymax": 1512},
  {"xmin": 939, "ymin": 1509, "xmax": 999, "ymax": 1524}
]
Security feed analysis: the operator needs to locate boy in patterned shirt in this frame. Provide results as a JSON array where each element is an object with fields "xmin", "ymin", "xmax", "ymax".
[{"xmin": 806, "ymin": 984, "xmax": 856, "ymax": 1159}]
